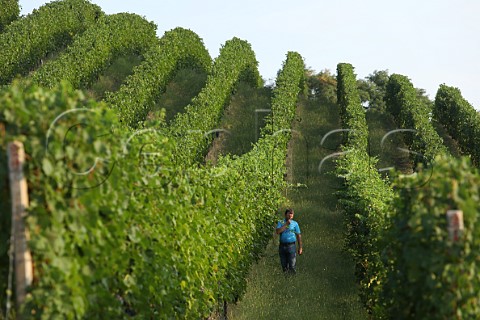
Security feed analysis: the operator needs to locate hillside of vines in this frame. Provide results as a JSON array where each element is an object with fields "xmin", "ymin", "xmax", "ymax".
[
  {"xmin": 0, "ymin": 1, "xmax": 304, "ymax": 318},
  {"xmin": 2, "ymin": 0, "xmax": 480, "ymax": 319}
]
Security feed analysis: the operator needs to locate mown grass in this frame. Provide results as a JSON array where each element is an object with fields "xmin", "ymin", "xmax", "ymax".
[
  {"xmin": 206, "ymin": 82, "xmax": 272, "ymax": 163},
  {"xmin": 365, "ymin": 108, "xmax": 463, "ymax": 178},
  {"xmin": 431, "ymin": 120, "xmax": 463, "ymax": 158},
  {"xmin": 365, "ymin": 108, "xmax": 412, "ymax": 175},
  {"xmin": 85, "ymin": 53, "xmax": 143, "ymax": 100},
  {"xmin": 154, "ymin": 68, "xmax": 207, "ymax": 123},
  {"xmin": 228, "ymin": 96, "xmax": 366, "ymax": 319},
  {"xmin": 86, "ymin": 62, "xmax": 208, "ymax": 124}
]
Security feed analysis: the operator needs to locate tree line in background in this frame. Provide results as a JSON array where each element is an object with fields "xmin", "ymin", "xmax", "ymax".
[{"xmin": 306, "ymin": 67, "xmax": 433, "ymax": 112}]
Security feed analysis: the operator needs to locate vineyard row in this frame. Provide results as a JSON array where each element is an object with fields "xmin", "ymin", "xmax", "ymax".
[
  {"xmin": 0, "ymin": 48, "xmax": 304, "ymax": 318},
  {"xmin": 336, "ymin": 63, "xmax": 480, "ymax": 318}
]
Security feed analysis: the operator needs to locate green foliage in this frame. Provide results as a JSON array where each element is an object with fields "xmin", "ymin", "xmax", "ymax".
[
  {"xmin": 0, "ymin": 0, "xmax": 19, "ymax": 33},
  {"xmin": 336, "ymin": 63, "xmax": 368, "ymax": 150},
  {"xmin": 0, "ymin": 0, "xmax": 103, "ymax": 84},
  {"xmin": 365, "ymin": 108, "xmax": 412, "ymax": 174},
  {"xmin": 0, "ymin": 48, "xmax": 303, "ymax": 318},
  {"xmin": 266, "ymin": 52, "xmax": 304, "ymax": 133},
  {"xmin": 336, "ymin": 149, "xmax": 393, "ymax": 316},
  {"xmin": 356, "ymin": 79, "xmax": 371, "ymax": 107},
  {"xmin": 385, "ymin": 74, "xmax": 447, "ymax": 165},
  {"xmin": 0, "ymin": 81, "xmax": 124, "ymax": 318},
  {"xmin": 167, "ymin": 37, "xmax": 262, "ymax": 166},
  {"xmin": 434, "ymin": 84, "xmax": 480, "ymax": 166},
  {"xmin": 367, "ymin": 70, "xmax": 389, "ymax": 89},
  {"xmin": 7, "ymin": 2, "xmax": 478, "ymax": 317},
  {"xmin": 381, "ymin": 155, "xmax": 480, "ymax": 318},
  {"xmin": 338, "ymin": 69, "xmax": 480, "ymax": 318},
  {"xmin": 30, "ymin": 13, "xmax": 157, "ymax": 89},
  {"xmin": 306, "ymin": 69, "xmax": 337, "ymax": 104},
  {"xmin": 230, "ymin": 83, "xmax": 367, "ymax": 320},
  {"xmin": 335, "ymin": 63, "xmax": 394, "ymax": 315},
  {"xmin": 357, "ymin": 70, "xmax": 389, "ymax": 111},
  {"xmin": 105, "ymin": 27, "xmax": 212, "ymax": 128}
]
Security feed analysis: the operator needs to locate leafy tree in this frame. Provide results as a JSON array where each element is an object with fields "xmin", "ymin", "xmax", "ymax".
[
  {"xmin": 357, "ymin": 70, "xmax": 432, "ymax": 112},
  {"xmin": 367, "ymin": 69, "xmax": 389, "ymax": 88},
  {"xmin": 356, "ymin": 70, "xmax": 389, "ymax": 111},
  {"xmin": 0, "ymin": 0, "xmax": 19, "ymax": 32},
  {"xmin": 356, "ymin": 78, "xmax": 371, "ymax": 107},
  {"xmin": 306, "ymin": 68, "xmax": 337, "ymax": 104},
  {"xmin": 416, "ymin": 87, "xmax": 434, "ymax": 113}
]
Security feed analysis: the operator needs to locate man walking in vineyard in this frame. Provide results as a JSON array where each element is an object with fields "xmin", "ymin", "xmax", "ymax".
[{"xmin": 276, "ymin": 208, "xmax": 303, "ymax": 274}]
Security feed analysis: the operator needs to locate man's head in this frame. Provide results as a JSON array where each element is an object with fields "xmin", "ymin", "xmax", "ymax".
[{"xmin": 285, "ymin": 208, "xmax": 294, "ymax": 220}]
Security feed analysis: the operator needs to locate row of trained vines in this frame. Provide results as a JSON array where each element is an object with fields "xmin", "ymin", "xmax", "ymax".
[
  {"xmin": 0, "ymin": 13, "xmax": 305, "ymax": 313},
  {"xmin": 385, "ymin": 74, "xmax": 447, "ymax": 164},
  {"xmin": 29, "ymin": 12, "xmax": 157, "ymax": 90},
  {"xmin": 0, "ymin": 0, "xmax": 103, "ymax": 84},
  {"xmin": 336, "ymin": 63, "xmax": 480, "ymax": 318},
  {"xmin": 335, "ymin": 63, "xmax": 394, "ymax": 314},
  {"xmin": 165, "ymin": 37, "xmax": 262, "ymax": 166},
  {"xmin": 2, "ymin": 4, "xmax": 262, "ymax": 317},
  {"xmin": 105, "ymin": 31, "xmax": 260, "ymax": 166},
  {"xmin": 434, "ymin": 85, "xmax": 480, "ymax": 166},
  {"xmin": 105, "ymin": 27, "xmax": 212, "ymax": 128}
]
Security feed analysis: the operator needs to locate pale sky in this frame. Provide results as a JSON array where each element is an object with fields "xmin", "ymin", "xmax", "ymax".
[{"xmin": 20, "ymin": 0, "xmax": 480, "ymax": 109}]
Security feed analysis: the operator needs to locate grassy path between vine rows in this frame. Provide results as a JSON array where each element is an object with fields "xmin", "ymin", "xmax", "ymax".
[{"xmin": 228, "ymin": 96, "xmax": 367, "ymax": 319}]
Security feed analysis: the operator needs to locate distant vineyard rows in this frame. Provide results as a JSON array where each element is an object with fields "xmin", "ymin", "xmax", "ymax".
[
  {"xmin": 336, "ymin": 63, "xmax": 480, "ymax": 318},
  {"xmin": 2, "ymin": 0, "xmax": 478, "ymax": 318},
  {"xmin": 0, "ymin": 0, "xmax": 305, "ymax": 318}
]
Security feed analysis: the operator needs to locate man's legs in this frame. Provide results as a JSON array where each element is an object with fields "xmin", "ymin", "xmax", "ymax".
[
  {"xmin": 286, "ymin": 245, "xmax": 297, "ymax": 274},
  {"xmin": 279, "ymin": 244, "xmax": 297, "ymax": 274},
  {"xmin": 279, "ymin": 245, "xmax": 289, "ymax": 272}
]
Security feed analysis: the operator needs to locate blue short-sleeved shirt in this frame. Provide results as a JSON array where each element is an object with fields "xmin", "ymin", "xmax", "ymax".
[{"xmin": 277, "ymin": 219, "xmax": 301, "ymax": 243}]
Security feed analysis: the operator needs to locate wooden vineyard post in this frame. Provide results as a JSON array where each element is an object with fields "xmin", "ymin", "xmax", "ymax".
[
  {"xmin": 7, "ymin": 141, "xmax": 33, "ymax": 313},
  {"xmin": 446, "ymin": 210, "xmax": 464, "ymax": 242}
]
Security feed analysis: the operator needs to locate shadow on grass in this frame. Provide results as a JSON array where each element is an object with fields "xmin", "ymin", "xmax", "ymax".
[
  {"xmin": 431, "ymin": 120, "xmax": 463, "ymax": 158},
  {"xmin": 205, "ymin": 82, "xmax": 272, "ymax": 164},
  {"xmin": 365, "ymin": 108, "xmax": 412, "ymax": 174}
]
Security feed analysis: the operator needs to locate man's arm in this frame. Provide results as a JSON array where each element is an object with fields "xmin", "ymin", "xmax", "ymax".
[
  {"xmin": 275, "ymin": 220, "xmax": 290, "ymax": 234},
  {"xmin": 296, "ymin": 234, "xmax": 303, "ymax": 255}
]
